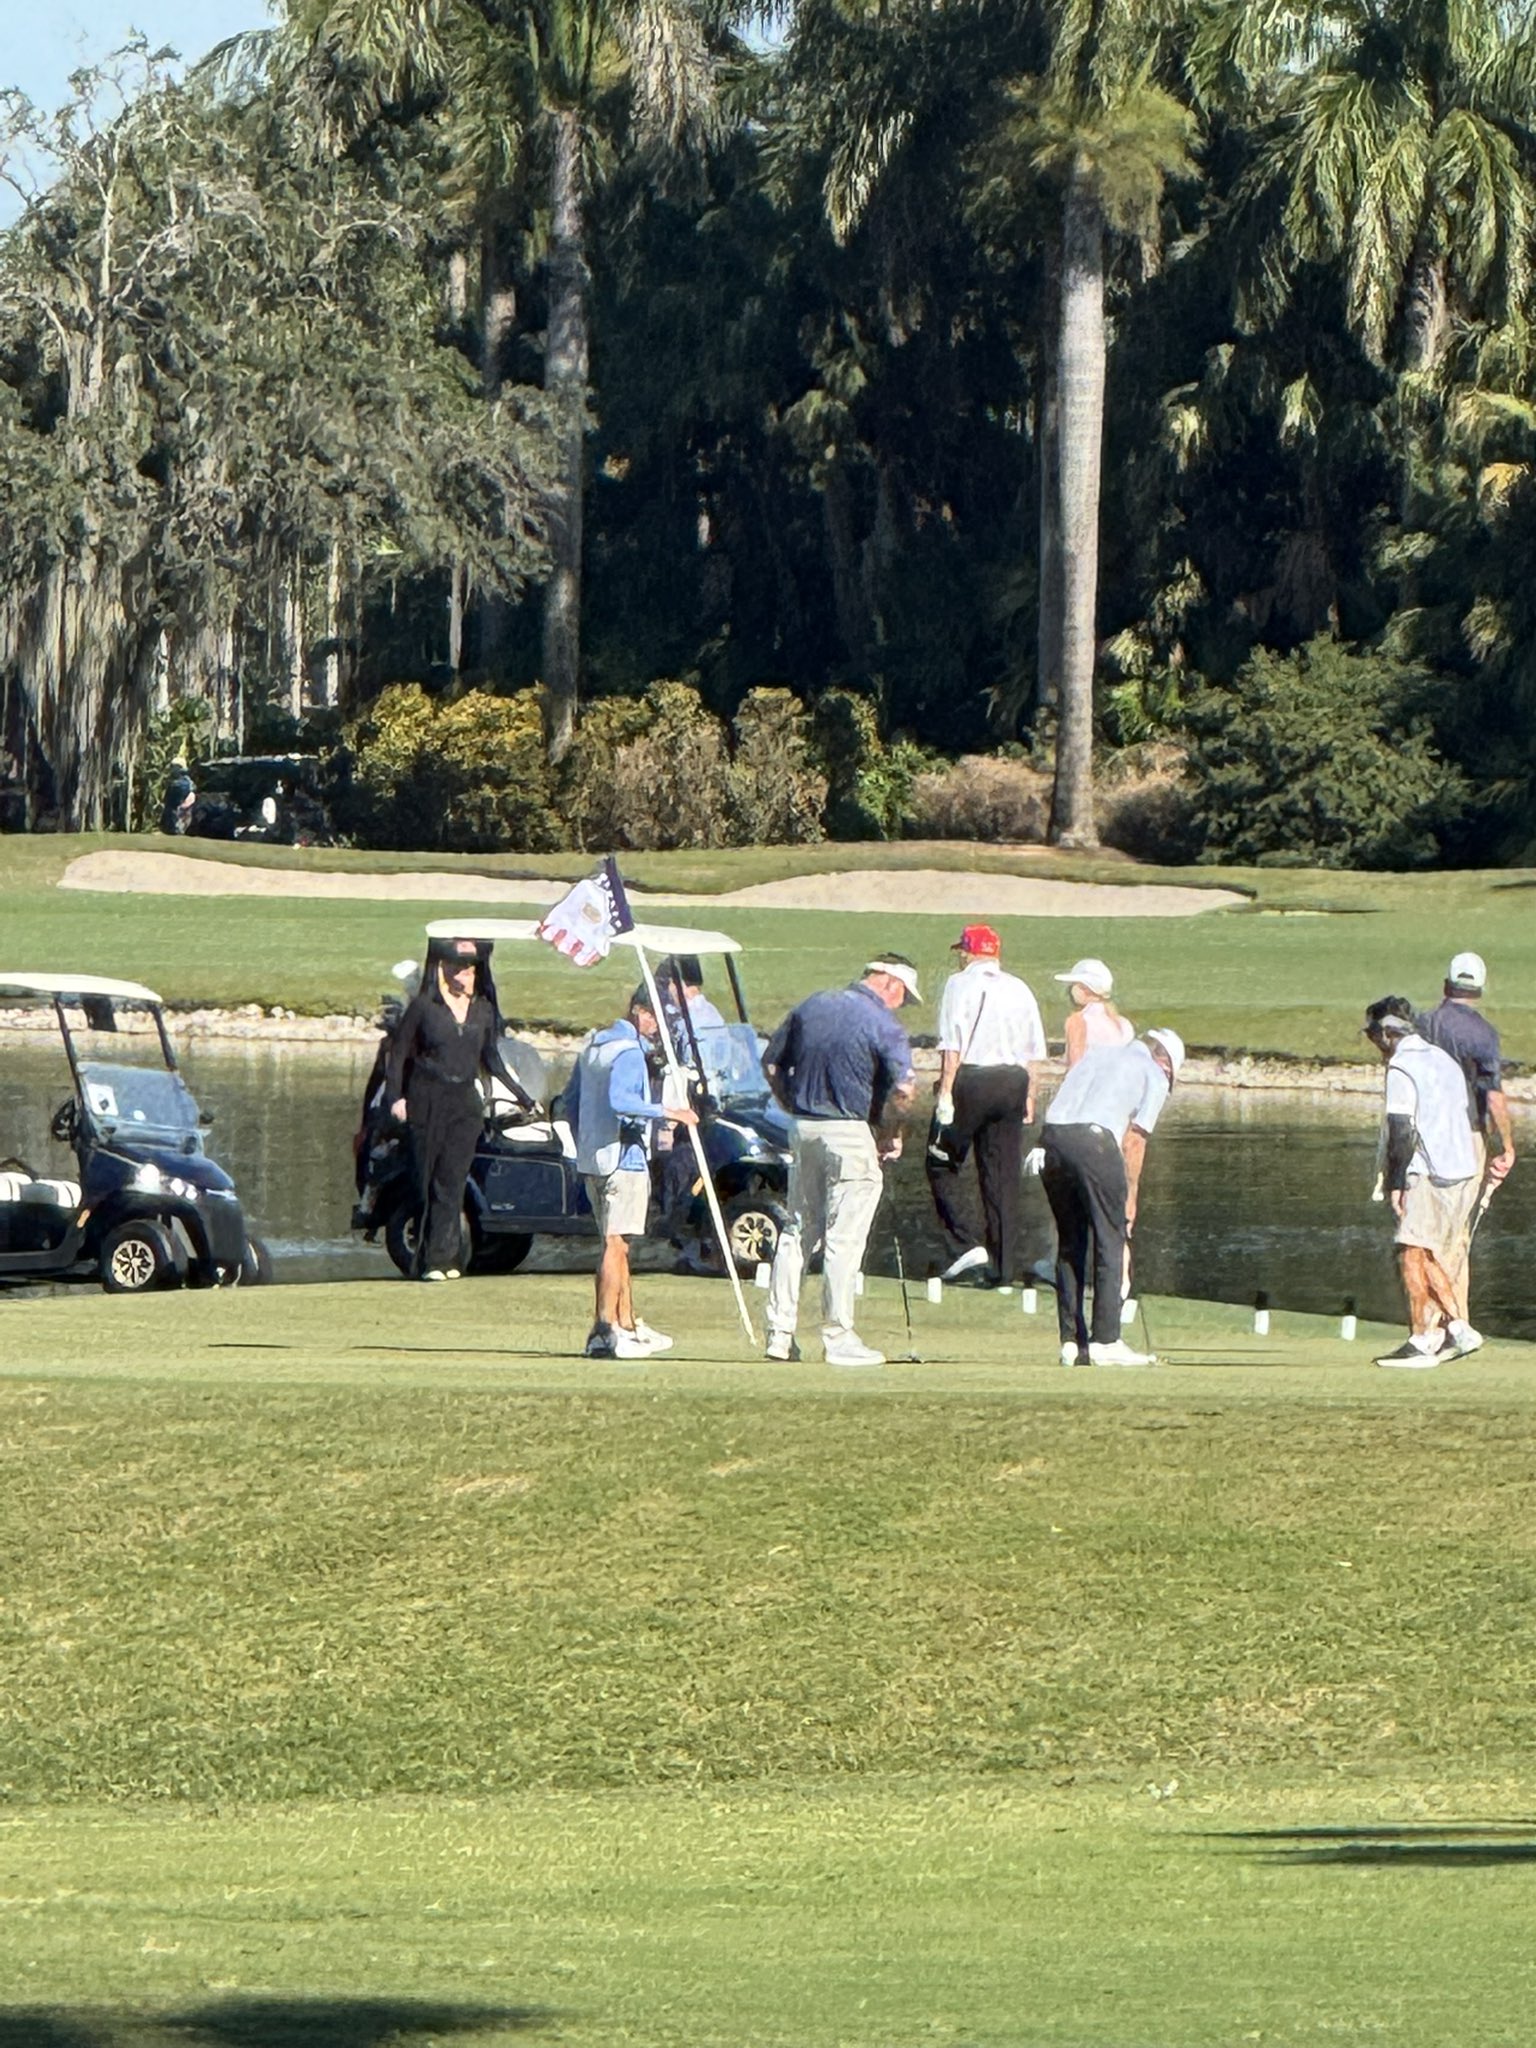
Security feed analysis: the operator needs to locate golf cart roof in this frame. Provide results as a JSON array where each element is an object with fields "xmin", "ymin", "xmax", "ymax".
[
  {"xmin": 0, "ymin": 972, "xmax": 164, "ymax": 1004},
  {"xmin": 423, "ymin": 917, "xmax": 743, "ymax": 957}
]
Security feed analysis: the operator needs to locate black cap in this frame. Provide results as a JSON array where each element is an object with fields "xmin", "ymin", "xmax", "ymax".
[{"xmin": 1363, "ymin": 995, "xmax": 1414, "ymax": 1038}]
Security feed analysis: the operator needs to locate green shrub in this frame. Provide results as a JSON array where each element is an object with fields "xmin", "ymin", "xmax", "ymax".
[
  {"xmin": 338, "ymin": 683, "xmax": 566, "ymax": 852},
  {"xmin": 557, "ymin": 694, "xmax": 656, "ymax": 851},
  {"xmin": 433, "ymin": 690, "xmax": 566, "ymax": 853},
  {"xmin": 1176, "ymin": 639, "xmax": 1467, "ymax": 869},
  {"xmin": 607, "ymin": 680, "xmax": 734, "ymax": 850},
  {"xmin": 728, "ymin": 688, "xmax": 827, "ymax": 845},
  {"xmin": 811, "ymin": 689, "xmax": 935, "ymax": 839}
]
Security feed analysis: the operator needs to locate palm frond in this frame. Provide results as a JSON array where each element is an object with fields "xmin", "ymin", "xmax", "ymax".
[
  {"xmin": 614, "ymin": 0, "xmax": 724, "ymax": 154},
  {"xmin": 824, "ymin": 103, "xmax": 912, "ymax": 241}
]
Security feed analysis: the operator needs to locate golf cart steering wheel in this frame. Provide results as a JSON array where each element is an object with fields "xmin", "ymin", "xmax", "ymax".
[{"xmin": 50, "ymin": 1100, "xmax": 80, "ymax": 1145}]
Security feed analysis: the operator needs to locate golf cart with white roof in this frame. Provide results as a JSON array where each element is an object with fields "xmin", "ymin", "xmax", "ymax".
[
  {"xmin": 0, "ymin": 973, "xmax": 269, "ymax": 1293},
  {"xmin": 351, "ymin": 918, "xmax": 792, "ymax": 1277}
]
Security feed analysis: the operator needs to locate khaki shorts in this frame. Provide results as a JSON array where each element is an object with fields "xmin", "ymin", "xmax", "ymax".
[
  {"xmin": 1394, "ymin": 1173, "xmax": 1479, "ymax": 1265},
  {"xmin": 586, "ymin": 1167, "xmax": 650, "ymax": 1239}
]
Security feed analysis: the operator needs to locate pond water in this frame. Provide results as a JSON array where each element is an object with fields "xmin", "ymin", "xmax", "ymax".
[{"xmin": 1, "ymin": 1039, "xmax": 1530, "ymax": 1339}]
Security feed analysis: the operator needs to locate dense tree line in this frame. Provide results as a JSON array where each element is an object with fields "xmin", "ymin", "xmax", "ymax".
[{"xmin": 3, "ymin": 2, "xmax": 1536, "ymax": 863}]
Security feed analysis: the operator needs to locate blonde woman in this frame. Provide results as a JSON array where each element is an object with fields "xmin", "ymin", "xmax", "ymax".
[{"xmin": 1055, "ymin": 958, "xmax": 1134, "ymax": 1069}]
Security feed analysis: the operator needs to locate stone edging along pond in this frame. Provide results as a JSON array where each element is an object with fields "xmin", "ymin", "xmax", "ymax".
[{"xmin": 5, "ymin": 1002, "xmax": 1524, "ymax": 1103}]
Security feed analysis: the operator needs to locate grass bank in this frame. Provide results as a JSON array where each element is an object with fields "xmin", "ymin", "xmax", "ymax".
[
  {"xmin": 5, "ymin": 835, "xmax": 1536, "ymax": 1061},
  {"xmin": 2, "ymin": 1273, "xmax": 1534, "ymax": 2043},
  {"xmin": 9, "ymin": 1778, "xmax": 1536, "ymax": 2048}
]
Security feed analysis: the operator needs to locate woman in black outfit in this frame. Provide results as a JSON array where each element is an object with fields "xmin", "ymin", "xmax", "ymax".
[{"xmin": 384, "ymin": 937, "xmax": 526, "ymax": 1279}]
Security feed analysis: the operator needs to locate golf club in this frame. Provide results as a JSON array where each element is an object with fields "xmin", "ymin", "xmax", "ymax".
[
  {"xmin": 876, "ymin": 1170, "xmax": 921, "ymax": 1362},
  {"xmin": 890, "ymin": 1225, "xmax": 921, "ymax": 1362},
  {"xmin": 1136, "ymin": 1290, "xmax": 1156, "ymax": 1361}
]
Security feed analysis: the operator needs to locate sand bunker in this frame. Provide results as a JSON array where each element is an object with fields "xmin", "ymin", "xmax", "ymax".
[{"xmin": 61, "ymin": 849, "xmax": 1243, "ymax": 918}]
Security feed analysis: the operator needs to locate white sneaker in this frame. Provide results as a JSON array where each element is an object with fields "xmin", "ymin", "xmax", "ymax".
[
  {"xmin": 632, "ymin": 1320, "xmax": 673, "ymax": 1353},
  {"xmin": 1088, "ymin": 1338, "xmax": 1156, "ymax": 1368},
  {"xmin": 823, "ymin": 1336, "xmax": 886, "ymax": 1368},
  {"xmin": 1443, "ymin": 1320, "xmax": 1484, "ymax": 1359},
  {"xmin": 765, "ymin": 1332, "xmax": 801, "ymax": 1362},
  {"xmin": 1375, "ymin": 1335, "xmax": 1441, "ymax": 1368},
  {"xmin": 421, "ymin": 1269, "xmax": 448, "ymax": 1283},
  {"xmin": 1059, "ymin": 1342, "xmax": 1084, "ymax": 1368},
  {"xmin": 940, "ymin": 1247, "xmax": 990, "ymax": 1282},
  {"xmin": 612, "ymin": 1327, "xmax": 652, "ymax": 1360},
  {"xmin": 445, "ymin": 1268, "xmax": 462, "ymax": 1281}
]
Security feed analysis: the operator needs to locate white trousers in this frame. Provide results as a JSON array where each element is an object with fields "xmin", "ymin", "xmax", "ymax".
[{"xmin": 767, "ymin": 1118, "xmax": 883, "ymax": 1344}]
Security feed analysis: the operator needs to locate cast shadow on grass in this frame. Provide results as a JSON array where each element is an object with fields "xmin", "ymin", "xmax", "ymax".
[
  {"xmin": 1212, "ymin": 1822, "xmax": 1536, "ymax": 1867},
  {"xmin": 0, "ymin": 1996, "xmax": 551, "ymax": 2048}
]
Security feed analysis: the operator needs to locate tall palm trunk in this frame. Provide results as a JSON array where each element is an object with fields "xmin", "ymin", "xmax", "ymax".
[
  {"xmin": 1397, "ymin": 244, "xmax": 1448, "ymax": 542},
  {"xmin": 543, "ymin": 108, "xmax": 590, "ymax": 766},
  {"xmin": 822, "ymin": 459, "xmax": 872, "ymax": 676},
  {"xmin": 1036, "ymin": 293, "xmax": 1063, "ymax": 721},
  {"xmin": 1048, "ymin": 160, "xmax": 1106, "ymax": 848},
  {"xmin": 478, "ymin": 222, "xmax": 518, "ymax": 670}
]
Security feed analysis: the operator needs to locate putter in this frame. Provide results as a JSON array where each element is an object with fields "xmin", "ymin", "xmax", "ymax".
[
  {"xmin": 1136, "ymin": 1292, "xmax": 1156, "ymax": 1361},
  {"xmin": 891, "ymin": 1227, "xmax": 921, "ymax": 1362}
]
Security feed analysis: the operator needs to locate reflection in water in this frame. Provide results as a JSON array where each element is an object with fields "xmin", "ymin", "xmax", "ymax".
[{"xmin": 1, "ymin": 1040, "xmax": 1529, "ymax": 1338}]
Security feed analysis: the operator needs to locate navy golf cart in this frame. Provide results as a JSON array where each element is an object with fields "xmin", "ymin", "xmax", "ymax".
[
  {"xmin": 351, "ymin": 918, "xmax": 792, "ymax": 1277},
  {"xmin": 0, "ymin": 972, "xmax": 270, "ymax": 1292}
]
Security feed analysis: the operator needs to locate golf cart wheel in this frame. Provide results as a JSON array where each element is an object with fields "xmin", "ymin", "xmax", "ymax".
[
  {"xmin": 384, "ymin": 1204, "xmax": 472, "ymax": 1280},
  {"xmin": 99, "ymin": 1218, "xmax": 182, "ymax": 1295},
  {"xmin": 222, "ymin": 1236, "xmax": 273, "ymax": 1287},
  {"xmin": 470, "ymin": 1232, "xmax": 534, "ymax": 1275},
  {"xmin": 706, "ymin": 1193, "xmax": 788, "ymax": 1276}
]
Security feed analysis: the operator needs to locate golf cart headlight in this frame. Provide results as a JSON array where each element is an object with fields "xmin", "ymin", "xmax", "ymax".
[{"xmin": 132, "ymin": 1164, "xmax": 198, "ymax": 1200}]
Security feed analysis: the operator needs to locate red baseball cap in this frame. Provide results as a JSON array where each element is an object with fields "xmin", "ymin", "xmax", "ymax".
[{"xmin": 953, "ymin": 924, "xmax": 1001, "ymax": 958}]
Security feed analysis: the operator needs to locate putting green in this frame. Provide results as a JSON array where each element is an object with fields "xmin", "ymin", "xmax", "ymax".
[{"xmin": 3, "ymin": 1272, "xmax": 1534, "ymax": 2044}]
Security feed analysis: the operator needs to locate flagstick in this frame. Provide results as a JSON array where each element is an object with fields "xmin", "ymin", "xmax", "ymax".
[{"xmin": 631, "ymin": 943, "xmax": 758, "ymax": 1344}]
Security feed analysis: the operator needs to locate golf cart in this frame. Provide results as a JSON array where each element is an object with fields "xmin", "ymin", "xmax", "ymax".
[
  {"xmin": 0, "ymin": 973, "xmax": 270, "ymax": 1293},
  {"xmin": 351, "ymin": 919, "xmax": 792, "ymax": 1277}
]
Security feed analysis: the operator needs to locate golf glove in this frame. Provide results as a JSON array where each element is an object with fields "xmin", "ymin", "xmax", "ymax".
[
  {"xmin": 1024, "ymin": 1145, "xmax": 1046, "ymax": 1177},
  {"xmin": 934, "ymin": 1092, "xmax": 954, "ymax": 1127}
]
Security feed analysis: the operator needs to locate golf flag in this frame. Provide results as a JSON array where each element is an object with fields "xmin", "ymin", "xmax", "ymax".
[{"xmin": 536, "ymin": 856, "xmax": 634, "ymax": 967}]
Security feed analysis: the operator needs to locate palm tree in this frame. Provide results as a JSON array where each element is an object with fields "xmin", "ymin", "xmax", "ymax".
[
  {"xmin": 788, "ymin": 0, "xmax": 1197, "ymax": 844},
  {"xmin": 1195, "ymin": 0, "xmax": 1536, "ymax": 377},
  {"xmin": 289, "ymin": 0, "xmax": 723, "ymax": 761},
  {"xmin": 982, "ymin": 2, "xmax": 1199, "ymax": 843}
]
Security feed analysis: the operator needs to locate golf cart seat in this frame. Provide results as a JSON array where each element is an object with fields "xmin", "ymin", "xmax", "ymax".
[
  {"xmin": 0, "ymin": 1172, "xmax": 82, "ymax": 1209},
  {"xmin": 494, "ymin": 1117, "xmax": 577, "ymax": 1160}
]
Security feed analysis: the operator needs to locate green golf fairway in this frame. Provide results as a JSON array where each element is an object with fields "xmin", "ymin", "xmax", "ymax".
[
  {"xmin": 1, "ymin": 1274, "xmax": 1532, "ymax": 2043},
  {"xmin": 8, "ymin": 834, "xmax": 1536, "ymax": 1059}
]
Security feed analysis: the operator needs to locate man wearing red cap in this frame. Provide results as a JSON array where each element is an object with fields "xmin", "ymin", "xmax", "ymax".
[{"xmin": 928, "ymin": 924, "xmax": 1046, "ymax": 1286}]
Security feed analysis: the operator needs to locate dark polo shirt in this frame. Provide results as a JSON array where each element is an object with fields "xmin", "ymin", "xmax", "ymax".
[
  {"xmin": 765, "ymin": 983, "xmax": 914, "ymax": 1124},
  {"xmin": 1416, "ymin": 998, "xmax": 1502, "ymax": 1133}
]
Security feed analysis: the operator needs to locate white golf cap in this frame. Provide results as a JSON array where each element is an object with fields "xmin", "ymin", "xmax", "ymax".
[
  {"xmin": 866, "ymin": 957, "xmax": 922, "ymax": 1005},
  {"xmin": 1054, "ymin": 957, "xmax": 1114, "ymax": 996},
  {"xmin": 1448, "ymin": 951, "xmax": 1487, "ymax": 992},
  {"xmin": 1145, "ymin": 1027, "xmax": 1186, "ymax": 1079}
]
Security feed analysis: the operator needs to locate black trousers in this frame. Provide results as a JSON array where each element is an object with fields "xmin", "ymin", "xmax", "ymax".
[
  {"xmin": 407, "ymin": 1077, "xmax": 482, "ymax": 1274},
  {"xmin": 925, "ymin": 1065, "xmax": 1030, "ymax": 1283},
  {"xmin": 1041, "ymin": 1123, "xmax": 1129, "ymax": 1346}
]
